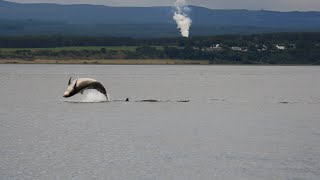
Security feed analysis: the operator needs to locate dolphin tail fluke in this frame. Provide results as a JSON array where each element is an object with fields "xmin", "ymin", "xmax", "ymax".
[{"xmin": 105, "ymin": 93, "xmax": 110, "ymax": 101}]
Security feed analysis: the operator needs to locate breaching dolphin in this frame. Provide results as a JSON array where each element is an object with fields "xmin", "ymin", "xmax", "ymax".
[{"xmin": 63, "ymin": 77, "xmax": 108, "ymax": 100}]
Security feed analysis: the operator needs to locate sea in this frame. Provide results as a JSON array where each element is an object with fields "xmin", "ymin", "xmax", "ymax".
[{"xmin": 0, "ymin": 64, "xmax": 319, "ymax": 179}]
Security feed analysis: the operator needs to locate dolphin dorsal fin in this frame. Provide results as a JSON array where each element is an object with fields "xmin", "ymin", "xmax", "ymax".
[
  {"xmin": 68, "ymin": 77, "xmax": 72, "ymax": 85},
  {"xmin": 73, "ymin": 79, "xmax": 78, "ymax": 89}
]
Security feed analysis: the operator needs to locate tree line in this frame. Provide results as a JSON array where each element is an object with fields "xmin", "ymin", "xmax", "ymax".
[{"xmin": 0, "ymin": 32, "xmax": 319, "ymax": 64}]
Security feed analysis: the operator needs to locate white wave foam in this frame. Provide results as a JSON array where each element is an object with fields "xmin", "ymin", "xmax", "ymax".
[{"xmin": 80, "ymin": 89, "xmax": 108, "ymax": 103}]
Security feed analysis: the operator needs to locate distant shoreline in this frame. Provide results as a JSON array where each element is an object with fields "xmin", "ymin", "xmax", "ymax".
[
  {"xmin": 1, "ymin": 33, "xmax": 319, "ymax": 65},
  {"xmin": 0, "ymin": 59, "xmax": 210, "ymax": 65},
  {"xmin": 0, "ymin": 59, "xmax": 318, "ymax": 66}
]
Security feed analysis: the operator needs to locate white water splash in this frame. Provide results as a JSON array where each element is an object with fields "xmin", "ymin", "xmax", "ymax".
[
  {"xmin": 80, "ymin": 89, "xmax": 108, "ymax": 103},
  {"xmin": 173, "ymin": 0, "xmax": 192, "ymax": 38}
]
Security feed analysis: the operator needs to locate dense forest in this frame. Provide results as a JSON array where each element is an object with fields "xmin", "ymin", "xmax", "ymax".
[{"xmin": 0, "ymin": 32, "xmax": 319, "ymax": 64}]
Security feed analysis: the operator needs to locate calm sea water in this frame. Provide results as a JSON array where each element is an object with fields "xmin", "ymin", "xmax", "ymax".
[{"xmin": 1, "ymin": 64, "xmax": 319, "ymax": 180}]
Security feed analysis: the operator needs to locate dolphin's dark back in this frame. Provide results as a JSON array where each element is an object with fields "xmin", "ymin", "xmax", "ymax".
[{"xmin": 82, "ymin": 82, "xmax": 107, "ymax": 95}]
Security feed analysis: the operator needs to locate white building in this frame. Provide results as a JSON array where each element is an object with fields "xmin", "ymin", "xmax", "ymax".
[
  {"xmin": 275, "ymin": 44, "xmax": 286, "ymax": 50},
  {"xmin": 210, "ymin": 44, "xmax": 222, "ymax": 50},
  {"xmin": 231, "ymin": 46, "xmax": 248, "ymax": 52},
  {"xmin": 231, "ymin": 46, "xmax": 242, "ymax": 51},
  {"xmin": 203, "ymin": 44, "xmax": 222, "ymax": 51},
  {"xmin": 257, "ymin": 45, "xmax": 268, "ymax": 52}
]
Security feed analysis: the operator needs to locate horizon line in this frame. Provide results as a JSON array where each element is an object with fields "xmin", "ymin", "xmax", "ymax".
[{"xmin": 2, "ymin": 0, "xmax": 320, "ymax": 13}]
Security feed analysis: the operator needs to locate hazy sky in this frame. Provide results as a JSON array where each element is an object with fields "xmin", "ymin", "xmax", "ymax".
[{"xmin": 7, "ymin": 0, "xmax": 320, "ymax": 11}]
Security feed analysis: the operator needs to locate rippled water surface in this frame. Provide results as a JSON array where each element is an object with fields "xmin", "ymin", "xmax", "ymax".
[{"xmin": 1, "ymin": 65, "xmax": 320, "ymax": 179}]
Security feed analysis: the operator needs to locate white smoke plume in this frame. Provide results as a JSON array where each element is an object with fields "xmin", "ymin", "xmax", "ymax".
[{"xmin": 173, "ymin": 0, "xmax": 192, "ymax": 38}]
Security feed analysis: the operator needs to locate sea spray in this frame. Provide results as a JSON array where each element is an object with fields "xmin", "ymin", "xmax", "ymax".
[
  {"xmin": 80, "ymin": 89, "xmax": 108, "ymax": 103},
  {"xmin": 173, "ymin": 0, "xmax": 192, "ymax": 38}
]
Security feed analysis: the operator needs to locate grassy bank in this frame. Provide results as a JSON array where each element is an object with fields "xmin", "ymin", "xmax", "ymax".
[
  {"xmin": 0, "ymin": 59, "xmax": 210, "ymax": 65},
  {"xmin": 0, "ymin": 46, "xmax": 139, "ymax": 51}
]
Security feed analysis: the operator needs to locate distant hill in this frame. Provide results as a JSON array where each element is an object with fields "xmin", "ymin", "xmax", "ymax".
[{"xmin": 1, "ymin": 0, "xmax": 320, "ymax": 37}]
